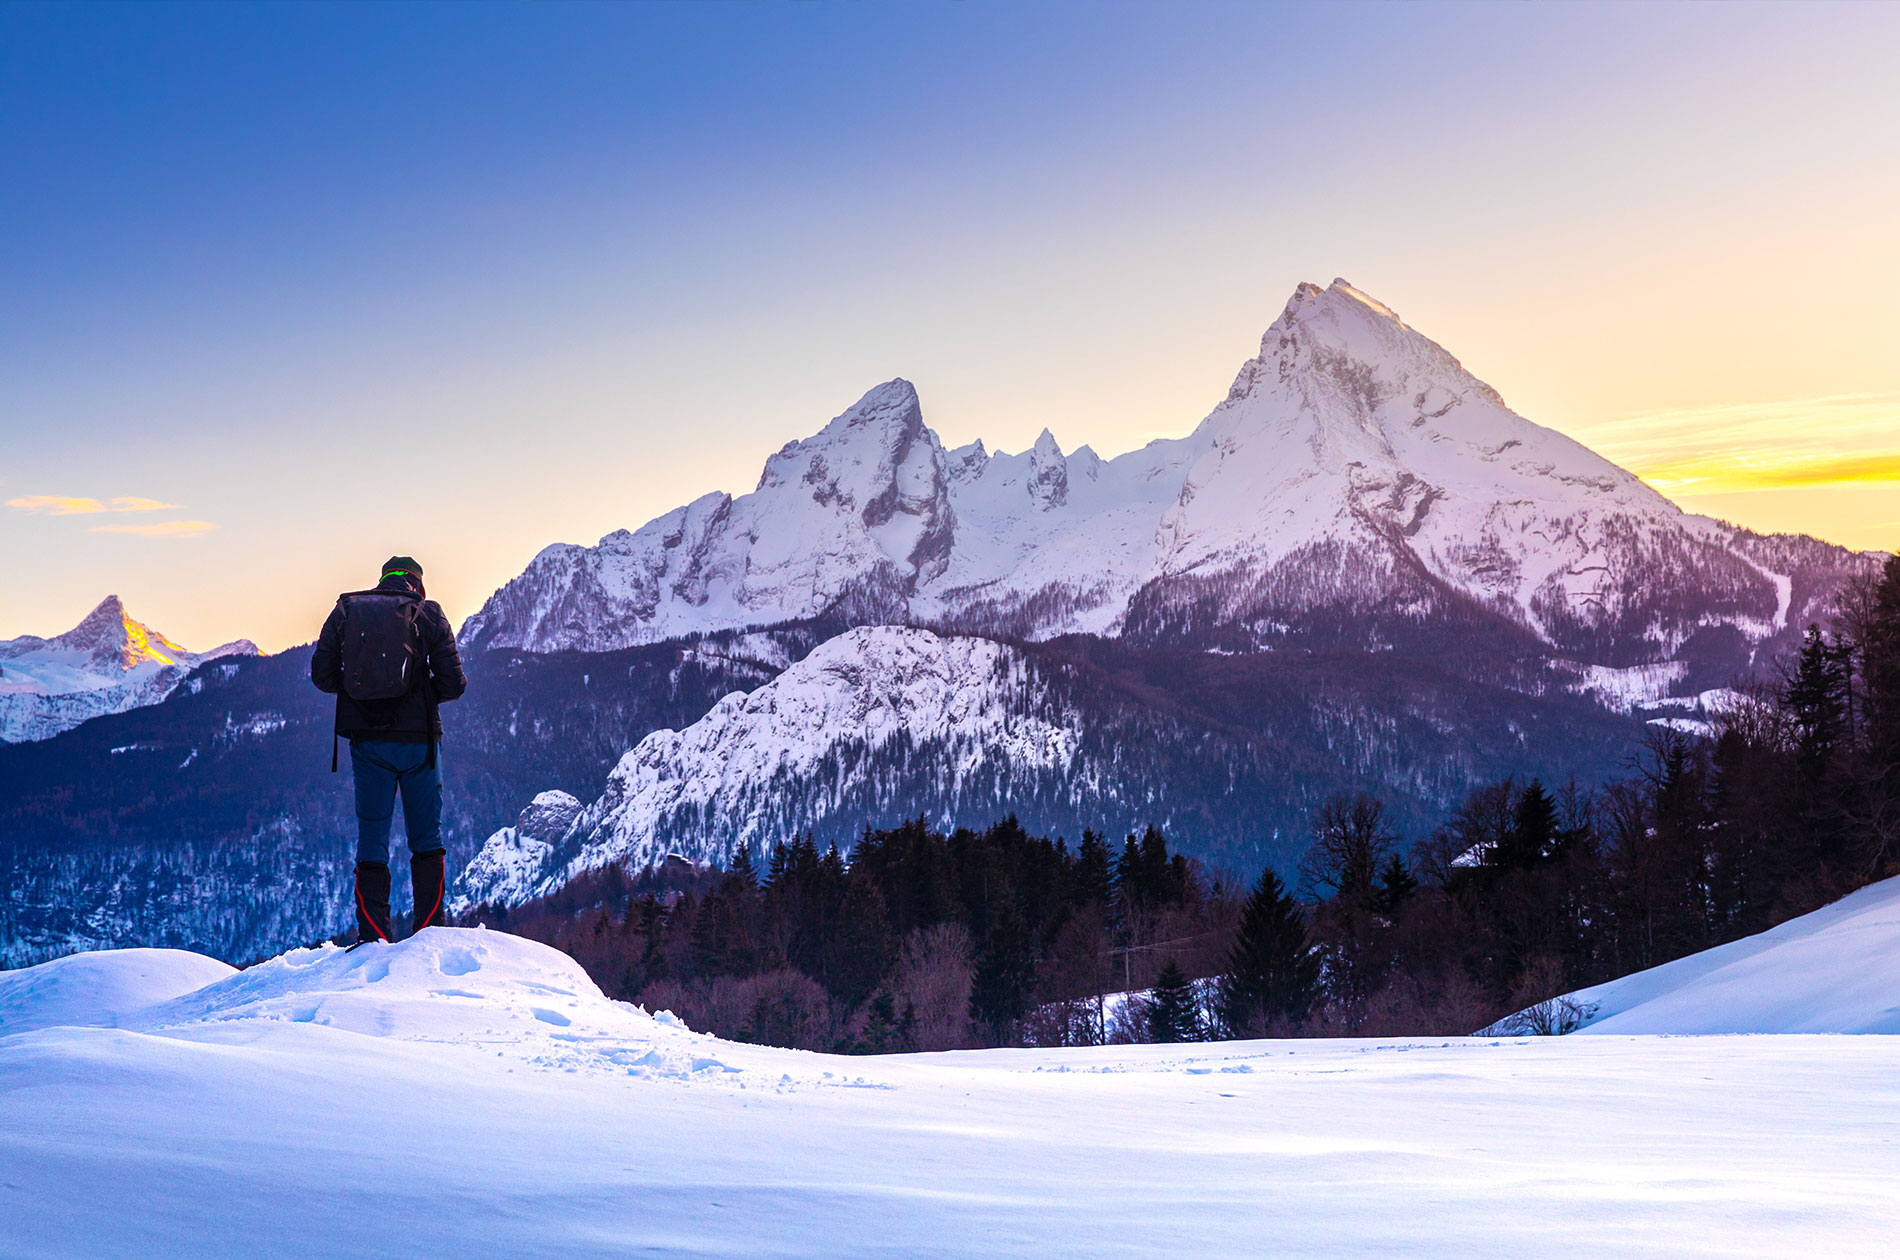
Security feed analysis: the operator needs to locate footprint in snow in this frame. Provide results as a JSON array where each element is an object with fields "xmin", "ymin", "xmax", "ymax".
[
  {"xmin": 531, "ymin": 1007, "xmax": 572, "ymax": 1027},
  {"xmin": 437, "ymin": 950, "xmax": 481, "ymax": 977}
]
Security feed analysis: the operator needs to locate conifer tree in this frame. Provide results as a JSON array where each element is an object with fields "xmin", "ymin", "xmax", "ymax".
[
  {"xmin": 1147, "ymin": 959, "xmax": 1201, "ymax": 1043},
  {"xmin": 829, "ymin": 879, "xmax": 897, "ymax": 1009},
  {"xmin": 969, "ymin": 902, "xmax": 1036, "ymax": 1039},
  {"xmin": 1861, "ymin": 556, "xmax": 1900, "ymax": 769},
  {"xmin": 1375, "ymin": 854, "xmax": 1418, "ymax": 917},
  {"xmin": 1857, "ymin": 553, "xmax": 1900, "ymax": 872},
  {"xmin": 1788, "ymin": 625, "xmax": 1848, "ymax": 792},
  {"xmin": 1219, "ymin": 869, "xmax": 1318, "ymax": 1035},
  {"xmin": 1072, "ymin": 830, "xmax": 1115, "ymax": 909},
  {"xmin": 1506, "ymin": 780, "xmax": 1559, "ymax": 869}
]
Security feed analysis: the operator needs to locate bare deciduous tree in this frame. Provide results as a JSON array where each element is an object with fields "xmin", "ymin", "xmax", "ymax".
[
  {"xmin": 892, "ymin": 922, "xmax": 975, "ymax": 1051},
  {"xmin": 1299, "ymin": 793, "xmax": 1398, "ymax": 903}
]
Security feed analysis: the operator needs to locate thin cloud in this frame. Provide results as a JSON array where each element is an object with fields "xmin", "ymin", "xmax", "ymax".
[
  {"xmin": 1641, "ymin": 453, "xmax": 1900, "ymax": 493},
  {"xmin": 8, "ymin": 496, "xmax": 108, "ymax": 515},
  {"xmin": 89, "ymin": 520, "xmax": 219, "ymax": 538},
  {"xmin": 1573, "ymin": 392, "xmax": 1900, "ymax": 495},
  {"xmin": 7, "ymin": 495, "xmax": 182, "ymax": 515}
]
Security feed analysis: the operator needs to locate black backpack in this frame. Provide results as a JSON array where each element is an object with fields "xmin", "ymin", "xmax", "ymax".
[
  {"xmin": 338, "ymin": 590, "xmax": 425, "ymax": 702},
  {"xmin": 326, "ymin": 589, "xmax": 438, "ymax": 774}
]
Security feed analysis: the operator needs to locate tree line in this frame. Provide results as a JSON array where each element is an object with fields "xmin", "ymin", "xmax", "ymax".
[
  {"xmin": 477, "ymin": 817, "xmax": 1240, "ymax": 1052},
  {"xmin": 478, "ymin": 554, "xmax": 1900, "ymax": 1050}
]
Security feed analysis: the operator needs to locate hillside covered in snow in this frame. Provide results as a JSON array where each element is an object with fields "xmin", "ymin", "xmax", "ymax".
[
  {"xmin": 0, "ymin": 596, "xmax": 256, "ymax": 743},
  {"xmin": 2, "ymin": 928, "xmax": 1896, "ymax": 1258},
  {"xmin": 1562, "ymin": 874, "xmax": 1900, "ymax": 1035}
]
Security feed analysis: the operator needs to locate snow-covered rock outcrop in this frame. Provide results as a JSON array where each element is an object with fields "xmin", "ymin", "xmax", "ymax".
[
  {"xmin": 455, "ymin": 790, "xmax": 585, "ymax": 912},
  {"xmin": 454, "ymin": 625, "xmax": 1081, "ymax": 910},
  {"xmin": 459, "ymin": 280, "xmax": 1872, "ymax": 688},
  {"xmin": 0, "ymin": 596, "xmax": 257, "ymax": 743}
]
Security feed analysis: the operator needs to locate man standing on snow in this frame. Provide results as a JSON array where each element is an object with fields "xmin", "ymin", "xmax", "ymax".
[{"xmin": 311, "ymin": 556, "xmax": 467, "ymax": 945}]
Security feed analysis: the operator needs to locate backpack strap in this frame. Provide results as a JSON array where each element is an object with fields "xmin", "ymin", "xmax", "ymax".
[{"xmin": 329, "ymin": 592, "xmax": 352, "ymax": 774}]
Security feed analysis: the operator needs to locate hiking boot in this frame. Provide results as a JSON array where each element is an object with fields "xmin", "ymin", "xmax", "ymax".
[
  {"xmin": 410, "ymin": 849, "xmax": 448, "ymax": 935},
  {"xmin": 354, "ymin": 861, "xmax": 393, "ymax": 944}
]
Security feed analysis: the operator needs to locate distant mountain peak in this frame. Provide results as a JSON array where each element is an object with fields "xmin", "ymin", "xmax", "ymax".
[
  {"xmin": 816, "ymin": 377, "xmax": 924, "ymax": 442},
  {"xmin": 1221, "ymin": 277, "xmax": 1495, "ymax": 419},
  {"xmin": 1, "ymin": 600, "xmax": 258, "ymax": 742},
  {"xmin": 40, "ymin": 595, "xmax": 191, "ymax": 671}
]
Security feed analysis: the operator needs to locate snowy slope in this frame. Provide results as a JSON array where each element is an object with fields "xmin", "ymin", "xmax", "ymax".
[
  {"xmin": 461, "ymin": 280, "xmax": 1871, "ymax": 688},
  {"xmin": 454, "ymin": 626, "xmax": 1081, "ymax": 909},
  {"xmin": 0, "ymin": 596, "xmax": 256, "ymax": 742},
  {"xmin": 0, "ymin": 948, "xmax": 235, "ymax": 1036},
  {"xmin": 1564, "ymin": 874, "xmax": 1900, "ymax": 1035},
  {"xmin": 3, "ymin": 929, "xmax": 1897, "ymax": 1258}
]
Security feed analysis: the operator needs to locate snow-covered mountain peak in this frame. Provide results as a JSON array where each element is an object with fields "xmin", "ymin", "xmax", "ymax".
[
  {"xmin": 754, "ymin": 379, "xmax": 943, "ymax": 527},
  {"xmin": 2, "ymin": 597, "xmax": 252, "ymax": 682},
  {"xmin": 1222, "ymin": 277, "xmax": 1499, "ymax": 422},
  {"xmin": 57, "ymin": 595, "xmax": 134, "ymax": 659},
  {"xmin": 1027, "ymin": 428, "xmax": 1069, "ymax": 508},
  {"xmin": 58, "ymin": 595, "xmax": 209, "ymax": 672},
  {"xmin": 1183, "ymin": 278, "xmax": 1671, "ymax": 548},
  {"xmin": 0, "ymin": 599, "xmax": 259, "ymax": 742}
]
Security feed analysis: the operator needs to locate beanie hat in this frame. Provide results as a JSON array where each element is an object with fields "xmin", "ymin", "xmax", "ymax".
[{"xmin": 381, "ymin": 555, "xmax": 424, "ymax": 579}]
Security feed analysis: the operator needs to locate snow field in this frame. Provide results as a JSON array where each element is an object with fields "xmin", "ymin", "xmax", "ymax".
[{"xmin": 3, "ymin": 927, "xmax": 1897, "ymax": 1258}]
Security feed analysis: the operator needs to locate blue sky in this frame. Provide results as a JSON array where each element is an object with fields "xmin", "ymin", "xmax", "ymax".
[{"xmin": 3, "ymin": 1, "xmax": 1897, "ymax": 650}]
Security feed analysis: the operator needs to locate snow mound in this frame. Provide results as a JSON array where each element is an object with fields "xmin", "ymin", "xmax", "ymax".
[
  {"xmin": 124, "ymin": 928, "xmax": 773, "ymax": 1083},
  {"xmin": 1569, "ymin": 875, "xmax": 1900, "ymax": 1034},
  {"xmin": 0, "ymin": 948, "xmax": 237, "ymax": 1037}
]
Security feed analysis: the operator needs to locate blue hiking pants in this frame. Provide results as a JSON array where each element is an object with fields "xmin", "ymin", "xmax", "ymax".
[{"xmin": 350, "ymin": 740, "xmax": 444, "ymax": 865}]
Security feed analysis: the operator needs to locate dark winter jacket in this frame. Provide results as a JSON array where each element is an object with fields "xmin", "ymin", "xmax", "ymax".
[{"xmin": 310, "ymin": 573, "xmax": 467, "ymax": 742}]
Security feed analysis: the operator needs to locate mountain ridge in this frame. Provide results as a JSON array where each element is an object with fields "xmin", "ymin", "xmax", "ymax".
[{"xmin": 459, "ymin": 280, "xmax": 1877, "ymax": 706}]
